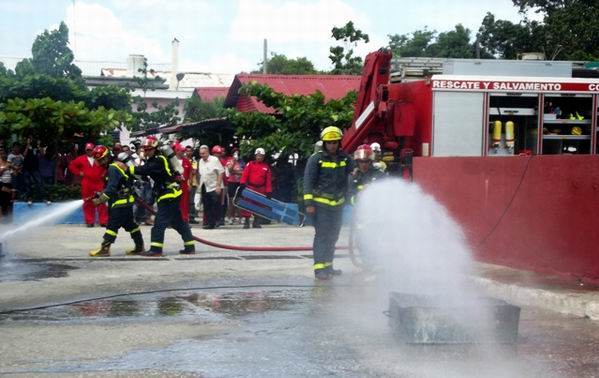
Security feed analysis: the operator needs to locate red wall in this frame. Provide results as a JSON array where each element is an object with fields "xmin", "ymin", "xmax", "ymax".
[{"xmin": 414, "ymin": 155, "xmax": 599, "ymax": 285}]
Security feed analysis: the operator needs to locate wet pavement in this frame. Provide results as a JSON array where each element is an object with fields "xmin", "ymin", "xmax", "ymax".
[{"xmin": 2, "ymin": 280, "xmax": 599, "ymax": 377}]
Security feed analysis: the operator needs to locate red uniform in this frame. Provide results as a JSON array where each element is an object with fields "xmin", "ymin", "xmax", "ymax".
[
  {"xmin": 68, "ymin": 154, "xmax": 108, "ymax": 225},
  {"xmin": 179, "ymin": 157, "xmax": 192, "ymax": 223},
  {"xmin": 240, "ymin": 161, "xmax": 272, "ymax": 218}
]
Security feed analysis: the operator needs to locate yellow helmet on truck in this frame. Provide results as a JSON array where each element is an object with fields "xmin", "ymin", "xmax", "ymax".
[{"xmin": 320, "ymin": 126, "xmax": 343, "ymax": 141}]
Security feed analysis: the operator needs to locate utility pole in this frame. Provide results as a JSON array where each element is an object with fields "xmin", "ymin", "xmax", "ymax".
[{"xmin": 263, "ymin": 38, "xmax": 268, "ymax": 74}]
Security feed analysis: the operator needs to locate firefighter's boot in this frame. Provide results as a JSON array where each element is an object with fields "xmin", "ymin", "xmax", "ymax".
[
  {"xmin": 89, "ymin": 241, "xmax": 111, "ymax": 257},
  {"xmin": 179, "ymin": 241, "xmax": 196, "ymax": 255},
  {"xmin": 327, "ymin": 267, "xmax": 343, "ymax": 276},
  {"xmin": 125, "ymin": 243, "xmax": 145, "ymax": 256}
]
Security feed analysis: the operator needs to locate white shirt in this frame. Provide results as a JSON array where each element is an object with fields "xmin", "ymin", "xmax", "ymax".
[
  {"xmin": 198, "ymin": 155, "xmax": 224, "ymax": 192},
  {"xmin": 87, "ymin": 156, "xmax": 95, "ymax": 166}
]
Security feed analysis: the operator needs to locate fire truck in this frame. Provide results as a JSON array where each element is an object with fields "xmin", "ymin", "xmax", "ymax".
[{"xmin": 343, "ymin": 49, "xmax": 599, "ymax": 285}]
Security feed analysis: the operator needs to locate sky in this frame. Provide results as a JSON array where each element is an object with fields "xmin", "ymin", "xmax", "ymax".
[{"xmin": 0, "ymin": 0, "xmax": 530, "ymax": 75}]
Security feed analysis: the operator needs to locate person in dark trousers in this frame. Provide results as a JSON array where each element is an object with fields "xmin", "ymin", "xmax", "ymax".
[
  {"xmin": 303, "ymin": 126, "xmax": 354, "ymax": 280},
  {"xmin": 88, "ymin": 146, "xmax": 145, "ymax": 257},
  {"xmin": 198, "ymin": 145, "xmax": 224, "ymax": 229},
  {"xmin": 129, "ymin": 136, "xmax": 195, "ymax": 256}
]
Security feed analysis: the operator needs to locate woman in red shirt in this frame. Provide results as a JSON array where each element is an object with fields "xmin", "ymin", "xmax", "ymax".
[{"xmin": 240, "ymin": 148, "xmax": 272, "ymax": 229}]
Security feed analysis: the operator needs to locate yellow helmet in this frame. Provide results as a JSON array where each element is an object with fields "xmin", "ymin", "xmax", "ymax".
[{"xmin": 320, "ymin": 126, "xmax": 343, "ymax": 141}]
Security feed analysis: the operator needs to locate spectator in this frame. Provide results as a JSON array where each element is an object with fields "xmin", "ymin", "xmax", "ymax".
[
  {"xmin": 7, "ymin": 142, "xmax": 24, "ymax": 199},
  {"xmin": 0, "ymin": 150, "xmax": 14, "ymax": 223},
  {"xmin": 211, "ymin": 145, "xmax": 227, "ymax": 226},
  {"xmin": 174, "ymin": 143, "xmax": 192, "ymax": 223},
  {"xmin": 23, "ymin": 138, "xmax": 47, "ymax": 203},
  {"xmin": 240, "ymin": 148, "xmax": 272, "ymax": 229},
  {"xmin": 39, "ymin": 145, "xmax": 56, "ymax": 187},
  {"xmin": 68, "ymin": 142, "xmax": 108, "ymax": 227},
  {"xmin": 198, "ymin": 145, "xmax": 224, "ymax": 229},
  {"xmin": 185, "ymin": 145, "xmax": 199, "ymax": 224},
  {"xmin": 225, "ymin": 148, "xmax": 243, "ymax": 224}
]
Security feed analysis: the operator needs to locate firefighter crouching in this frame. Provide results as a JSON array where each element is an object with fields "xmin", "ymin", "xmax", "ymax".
[
  {"xmin": 89, "ymin": 146, "xmax": 144, "ymax": 257},
  {"xmin": 349, "ymin": 144, "xmax": 385, "ymax": 204},
  {"xmin": 303, "ymin": 126, "xmax": 354, "ymax": 280},
  {"xmin": 129, "ymin": 137, "xmax": 195, "ymax": 257}
]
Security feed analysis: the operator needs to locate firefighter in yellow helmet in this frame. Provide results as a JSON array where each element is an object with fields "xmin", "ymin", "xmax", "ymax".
[{"xmin": 303, "ymin": 126, "xmax": 354, "ymax": 280}]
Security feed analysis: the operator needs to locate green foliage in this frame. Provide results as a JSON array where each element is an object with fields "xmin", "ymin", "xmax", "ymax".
[
  {"xmin": 388, "ymin": 28, "xmax": 436, "ymax": 57},
  {"xmin": 389, "ymin": 25, "xmax": 475, "ymax": 58},
  {"xmin": 184, "ymin": 95, "xmax": 225, "ymax": 122},
  {"xmin": 20, "ymin": 22, "xmax": 82, "ymax": 80},
  {"xmin": 227, "ymin": 82, "xmax": 357, "ymax": 159},
  {"xmin": 329, "ymin": 21, "xmax": 370, "ymax": 74},
  {"xmin": 478, "ymin": 13, "xmax": 539, "ymax": 59},
  {"xmin": 0, "ymin": 97, "xmax": 128, "ymax": 148},
  {"xmin": 256, "ymin": 53, "xmax": 317, "ymax": 74},
  {"xmin": 44, "ymin": 184, "xmax": 81, "ymax": 202}
]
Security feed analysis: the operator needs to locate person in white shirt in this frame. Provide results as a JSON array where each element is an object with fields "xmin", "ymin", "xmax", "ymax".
[{"xmin": 198, "ymin": 145, "xmax": 224, "ymax": 229}]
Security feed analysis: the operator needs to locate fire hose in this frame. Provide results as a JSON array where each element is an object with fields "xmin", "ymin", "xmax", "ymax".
[{"xmin": 134, "ymin": 197, "xmax": 349, "ymax": 253}]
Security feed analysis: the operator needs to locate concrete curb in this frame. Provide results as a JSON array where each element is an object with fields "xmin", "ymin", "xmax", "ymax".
[{"xmin": 473, "ymin": 276, "xmax": 599, "ymax": 321}]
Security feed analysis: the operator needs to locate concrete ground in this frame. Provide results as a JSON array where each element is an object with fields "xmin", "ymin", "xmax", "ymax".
[{"xmin": 1, "ymin": 223, "xmax": 599, "ymax": 377}]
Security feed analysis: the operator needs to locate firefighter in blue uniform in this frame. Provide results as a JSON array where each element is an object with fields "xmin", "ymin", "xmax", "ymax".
[
  {"xmin": 303, "ymin": 126, "xmax": 354, "ymax": 280},
  {"xmin": 89, "ymin": 145, "xmax": 145, "ymax": 257},
  {"xmin": 129, "ymin": 137, "xmax": 195, "ymax": 256}
]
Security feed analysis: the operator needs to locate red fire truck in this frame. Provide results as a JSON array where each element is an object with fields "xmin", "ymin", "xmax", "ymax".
[{"xmin": 343, "ymin": 50, "xmax": 599, "ymax": 285}]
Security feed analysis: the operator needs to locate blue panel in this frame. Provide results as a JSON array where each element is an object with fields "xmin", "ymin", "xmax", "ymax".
[{"xmin": 13, "ymin": 201, "xmax": 85, "ymax": 224}]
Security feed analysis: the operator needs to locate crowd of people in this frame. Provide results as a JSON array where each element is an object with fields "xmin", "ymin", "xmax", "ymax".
[{"xmin": 2, "ymin": 128, "xmax": 389, "ymax": 281}]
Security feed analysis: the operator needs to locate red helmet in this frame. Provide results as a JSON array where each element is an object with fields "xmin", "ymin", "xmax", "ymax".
[
  {"xmin": 92, "ymin": 145, "xmax": 109, "ymax": 160},
  {"xmin": 141, "ymin": 136, "xmax": 159, "ymax": 150},
  {"xmin": 85, "ymin": 143, "xmax": 95, "ymax": 151},
  {"xmin": 211, "ymin": 145, "xmax": 223, "ymax": 155},
  {"xmin": 173, "ymin": 143, "xmax": 185, "ymax": 153},
  {"xmin": 354, "ymin": 144, "xmax": 373, "ymax": 161}
]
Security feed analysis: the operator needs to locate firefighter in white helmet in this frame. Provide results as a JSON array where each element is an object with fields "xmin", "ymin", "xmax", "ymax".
[
  {"xmin": 370, "ymin": 142, "xmax": 387, "ymax": 172},
  {"xmin": 349, "ymin": 144, "xmax": 385, "ymax": 205},
  {"xmin": 303, "ymin": 126, "xmax": 354, "ymax": 280}
]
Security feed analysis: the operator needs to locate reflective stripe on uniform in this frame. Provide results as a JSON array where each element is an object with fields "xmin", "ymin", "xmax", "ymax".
[
  {"xmin": 110, "ymin": 163, "xmax": 129, "ymax": 179},
  {"xmin": 105, "ymin": 229, "xmax": 118, "ymax": 236},
  {"xmin": 129, "ymin": 165, "xmax": 135, "ymax": 175},
  {"xmin": 130, "ymin": 227, "xmax": 140, "ymax": 234},
  {"xmin": 184, "ymin": 240, "xmax": 195, "ymax": 246},
  {"xmin": 303, "ymin": 194, "xmax": 314, "ymax": 200},
  {"xmin": 313, "ymin": 263, "xmax": 326, "ymax": 271},
  {"xmin": 324, "ymin": 262, "xmax": 333, "ymax": 268},
  {"xmin": 112, "ymin": 195, "xmax": 135, "ymax": 207},
  {"xmin": 158, "ymin": 155, "xmax": 172, "ymax": 176},
  {"xmin": 320, "ymin": 160, "xmax": 347, "ymax": 169},
  {"xmin": 151, "ymin": 242, "xmax": 164, "ymax": 248},
  {"xmin": 157, "ymin": 188, "xmax": 182, "ymax": 202},
  {"xmin": 313, "ymin": 196, "xmax": 344, "ymax": 206}
]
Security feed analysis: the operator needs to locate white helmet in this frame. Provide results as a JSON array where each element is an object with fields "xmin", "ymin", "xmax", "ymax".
[
  {"xmin": 255, "ymin": 148, "xmax": 265, "ymax": 155},
  {"xmin": 370, "ymin": 142, "xmax": 381, "ymax": 152}
]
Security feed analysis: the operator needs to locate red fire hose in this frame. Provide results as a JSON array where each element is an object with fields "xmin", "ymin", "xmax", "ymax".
[{"xmin": 136, "ymin": 198, "xmax": 348, "ymax": 252}]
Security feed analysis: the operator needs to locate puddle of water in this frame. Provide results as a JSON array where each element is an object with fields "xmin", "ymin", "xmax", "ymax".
[
  {"xmin": 0, "ymin": 259, "xmax": 77, "ymax": 282},
  {"xmin": 0, "ymin": 289, "xmax": 309, "ymax": 323}
]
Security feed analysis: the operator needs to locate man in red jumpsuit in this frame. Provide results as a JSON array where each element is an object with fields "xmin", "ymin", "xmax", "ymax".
[
  {"xmin": 174, "ymin": 143, "xmax": 192, "ymax": 223},
  {"xmin": 240, "ymin": 148, "xmax": 272, "ymax": 229},
  {"xmin": 68, "ymin": 143, "xmax": 108, "ymax": 227}
]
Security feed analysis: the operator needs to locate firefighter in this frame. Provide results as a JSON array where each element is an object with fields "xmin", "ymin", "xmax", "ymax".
[
  {"xmin": 349, "ymin": 144, "xmax": 385, "ymax": 204},
  {"xmin": 89, "ymin": 146, "xmax": 145, "ymax": 257},
  {"xmin": 370, "ymin": 142, "xmax": 387, "ymax": 172},
  {"xmin": 129, "ymin": 136, "xmax": 195, "ymax": 256},
  {"xmin": 303, "ymin": 126, "xmax": 354, "ymax": 280},
  {"xmin": 68, "ymin": 143, "xmax": 109, "ymax": 227},
  {"xmin": 239, "ymin": 147, "xmax": 273, "ymax": 229}
]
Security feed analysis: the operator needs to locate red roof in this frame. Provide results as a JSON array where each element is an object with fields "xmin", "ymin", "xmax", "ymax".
[
  {"xmin": 224, "ymin": 74, "xmax": 361, "ymax": 113},
  {"xmin": 194, "ymin": 87, "xmax": 229, "ymax": 102}
]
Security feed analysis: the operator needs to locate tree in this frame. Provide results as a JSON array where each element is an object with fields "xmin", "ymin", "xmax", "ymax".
[
  {"xmin": 512, "ymin": 0, "xmax": 599, "ymax": 60},
  {"xmin": 329, "ymin": 21, "xmax": 370, "ymax": 74},
  {"xmin": 478, "ymin": 12, "xmax": 540, "ymax": 59},
  {"xmin": 227, "ymin": 82, "xmax": 357, "ymax": 160},
  {"xmin": 256, "ymin": 53, "xmax": 317, "ymax": 74},
  {"xmin": 427, "ymin": 24, "xmax": 475, "ymax": 58},
  {"xmin": 16, "ymin": 22, "xmax": 82, "ymax": 80},
  {"xmin": 388, "ymin": 28, "xmax": 436, "ymax": 57}
]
